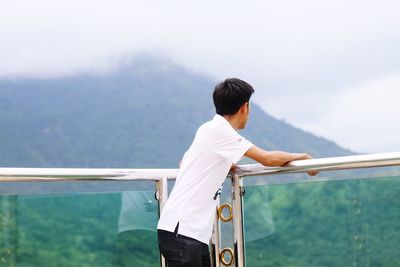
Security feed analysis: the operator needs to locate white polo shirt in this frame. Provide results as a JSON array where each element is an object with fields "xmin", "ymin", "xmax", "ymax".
[{"xmin": 157, "ymin": 114, "xmax": 253, "ymax": 244}]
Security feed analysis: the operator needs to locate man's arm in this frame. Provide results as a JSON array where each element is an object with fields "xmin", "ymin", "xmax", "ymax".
[{"xmin": 244, "ymin": 145, "xmax": 318, "ymax": 176}]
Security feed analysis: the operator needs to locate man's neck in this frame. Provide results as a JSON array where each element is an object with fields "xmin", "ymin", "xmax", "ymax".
[{"xmin": 222, "ymin": 115, "xmax": 241, "ymax": 130}]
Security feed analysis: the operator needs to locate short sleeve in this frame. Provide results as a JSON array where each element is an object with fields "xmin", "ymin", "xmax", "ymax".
[{"xmin": 214, "ymin": 132, "xmax": 253, "ymax": 164}]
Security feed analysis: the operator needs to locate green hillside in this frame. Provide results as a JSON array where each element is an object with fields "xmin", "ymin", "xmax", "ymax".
[{"xmin": 0, "ymin": 55, "xmax": 351, "ymax": 169}]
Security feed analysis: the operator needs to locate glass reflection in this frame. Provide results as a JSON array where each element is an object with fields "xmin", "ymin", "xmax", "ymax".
[{"xmin": 115, "ymin": 191, "xmax": 159, "ymax": 267}]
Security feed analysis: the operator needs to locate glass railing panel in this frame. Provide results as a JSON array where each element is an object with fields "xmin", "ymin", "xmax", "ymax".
[
  {"xmin": 0, "ymin": 180, "xmax": 160, "ymax": 267},
  {"xmin": 243, "ymin": 171, "xmax": 400, "ymax": 267},
  {"xmin": 219, "ymin": 180, "xmax": 234, "ymax": 249}
]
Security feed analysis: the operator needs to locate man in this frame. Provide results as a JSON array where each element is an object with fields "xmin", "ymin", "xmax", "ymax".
[{"xmin": 157, "ymin": 78, "xmax": 317, "ymax": 267}]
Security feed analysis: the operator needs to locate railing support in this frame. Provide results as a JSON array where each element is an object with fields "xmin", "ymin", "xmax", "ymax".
[
  {"xmin": 155, "ymin": 177, "xmax": 168, "ymax": 267},
  {"xmin": 231, "ymin": 174, "xmax": 245, "ymax": 267},
  {"xmin": 210, "ymin": 203, "xmax": 221, "ymax": 267}
]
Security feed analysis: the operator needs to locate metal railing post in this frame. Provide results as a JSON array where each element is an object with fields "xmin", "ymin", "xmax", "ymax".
[
  {"xmin": 155, "ymin": 177, "xmax": 168, "ymax": 267},
  {"xmin": 231, "ymin": 174, "xmax": 245, "ymax": 267},
  {"xmin": 210, "ymin": 204, "xmax": 221, "ymax": 267}
]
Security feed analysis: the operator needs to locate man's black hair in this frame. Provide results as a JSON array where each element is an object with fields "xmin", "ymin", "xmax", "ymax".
[{"xmin": 213, "ymin": 78, "xmax": 255, "ymax": 116}]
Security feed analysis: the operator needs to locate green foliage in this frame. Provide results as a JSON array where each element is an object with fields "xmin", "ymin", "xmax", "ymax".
[
  {"xmin": 0, "ymin": 192, "xmax": 160, "ymax": 267},
  {"xmin": 15, "ymin": 193, "xmax": 120, "ymax": 267},
  {"xmin": 244, "ymin": 175, "xmax": 400, "ymax": 267}
]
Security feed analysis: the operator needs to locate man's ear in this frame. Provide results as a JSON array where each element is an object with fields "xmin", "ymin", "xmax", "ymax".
[{"xmin": 240, "ymin": 102, "xmax": 249, "ymax": 113}]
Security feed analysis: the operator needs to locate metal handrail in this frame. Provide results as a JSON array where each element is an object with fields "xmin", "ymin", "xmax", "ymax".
[
  {"xmin": 1, "ymin": 152, "xmax": 400, "ymax": 182},
  {"xmin": 0, "ymin": 168, "xmax": 179, "ymax": 182},
  {"xmin": 236, "ymin": 151, "xmax": 400, "ymax": 177}
]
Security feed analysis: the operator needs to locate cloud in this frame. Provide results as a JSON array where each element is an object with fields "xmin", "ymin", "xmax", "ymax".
[
  {"xmin": 0, "ymin": 0, "xmax": 172, "ymax": 78},
  {"xmin": 306, "ymin": 73, "xmax": 400, "ymax": 153},
  {"xmin": 1, "ymin": 0, "xmax": 399, "ymax": 79}
]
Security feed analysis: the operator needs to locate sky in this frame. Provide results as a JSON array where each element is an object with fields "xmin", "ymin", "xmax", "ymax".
[{"xmin": 1, "ymin": 0, "xmax": 400, "ymax": 153}]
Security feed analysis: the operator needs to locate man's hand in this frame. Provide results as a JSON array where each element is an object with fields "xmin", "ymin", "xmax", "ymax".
[
  {"xmin": 302, "ymin": 154, "xmax": 319, "ymax": 176},
  {"xmin": 244, "ymin": 146, "xmax": 319, "ymax": 176},
  {"xmin": 307, "ymin": 170, "xmax": 319, "ymax": 176},
  {"xmin": 230, "ymin": 164, "xmax": 237, "ymax": 172}
]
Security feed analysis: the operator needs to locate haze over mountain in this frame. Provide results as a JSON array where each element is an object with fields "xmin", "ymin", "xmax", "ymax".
[{"xmin": 0, "ymin": 55, "xmax": 352, "ymax": 168}]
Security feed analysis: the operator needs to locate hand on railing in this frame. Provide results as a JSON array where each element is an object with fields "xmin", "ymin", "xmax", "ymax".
[
  {"xmin": 307, "ymin": 170, "xmax": 319, "ymax": 176},
  {"xmin": 230, "ymin": 164, "xmax": 237, "ymax": 173},
  {"xmin": 302, "ymin": 154, "xmax": 319, "ymax": 176}
]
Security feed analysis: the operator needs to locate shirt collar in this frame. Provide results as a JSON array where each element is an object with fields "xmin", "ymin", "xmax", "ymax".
[
  {"xmin": 213, "ymin": 114, "xmax": 225, "ymax": 122},
  {"xmin": 213, "ymin": 114, "xmax": 236, "ymax": 130}
]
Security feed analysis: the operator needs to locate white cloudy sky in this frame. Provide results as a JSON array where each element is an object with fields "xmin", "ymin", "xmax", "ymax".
[{"xmin": 1, "ymin": 0, "xmax": 400, "ymax": 153}]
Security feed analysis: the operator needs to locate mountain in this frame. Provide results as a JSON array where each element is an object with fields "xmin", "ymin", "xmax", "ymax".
[
  {"xmin": 0, "ymin": 55, "xmax": 352, "ymax": 169},
  {"xmin": 2, "ymin": 56, "xmax": 399, "ymax": 267}
]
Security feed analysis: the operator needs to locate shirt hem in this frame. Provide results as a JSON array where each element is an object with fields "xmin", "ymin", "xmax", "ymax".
[
  {"xmin": 177, "ymin": 228, "xmax": 210, "ymax": 245},
  {"xmin": 157, "ymin": 224, "xmax": 210, "ymax": 245}
]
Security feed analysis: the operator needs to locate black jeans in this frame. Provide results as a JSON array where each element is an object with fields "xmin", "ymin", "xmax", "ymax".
[{"xmin": 158, "ymin": 229, "xmax": 211, "ymax": 267}]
